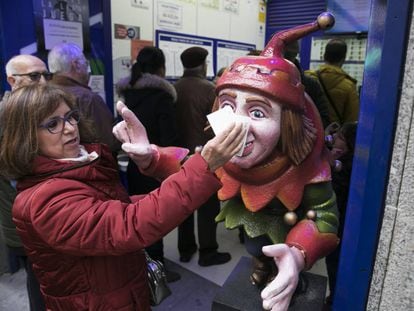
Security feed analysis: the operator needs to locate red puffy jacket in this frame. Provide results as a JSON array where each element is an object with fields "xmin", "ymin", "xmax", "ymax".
[{"xmin": 13, "ymin": 144, "xmax": 221, "ymax": 310}]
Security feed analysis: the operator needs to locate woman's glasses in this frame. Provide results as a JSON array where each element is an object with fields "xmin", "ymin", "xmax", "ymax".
[
  {"xmin": 39, "ymin": 110, "xmax": 81, "ymax": 134},
  {"xmin": 12, "ymin": 71, "xmax": 53, "ymax": 82}
]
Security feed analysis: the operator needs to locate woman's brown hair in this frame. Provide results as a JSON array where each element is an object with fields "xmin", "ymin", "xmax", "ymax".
[{"xmin": 0, "ymin": 84, "xmax": 94, "ymax": 179}]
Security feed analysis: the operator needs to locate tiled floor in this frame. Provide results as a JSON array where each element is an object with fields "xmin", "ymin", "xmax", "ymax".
[
  {"xmin": 0, "ymin": 268, "xmax": 29, "ymax": 311},
  {"xmin": 163, "ymin": 223, "xmax": 251, "ymax": 286},
  {"xmin": 164, "ymin": 221, "xmax": 329, "ymax": 286},
  {"xmin": 0, "ymin": 220, "xmax": 328, "ymax": 310}
]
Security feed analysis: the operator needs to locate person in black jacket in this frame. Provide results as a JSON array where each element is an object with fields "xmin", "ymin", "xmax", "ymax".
[
  {"xmin": 325, "ymin": 121, "xmax": 358, "ymax": 308},
  {"xmin": 117, "ymin": 46, "xmax": 180, "ymax": 282}
]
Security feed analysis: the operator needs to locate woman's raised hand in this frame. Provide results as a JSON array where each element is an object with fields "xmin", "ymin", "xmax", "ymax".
[
  {"xmin": 201, "ymin": 121, "xmax": 247, "ymax": 171},
  {"xmin": 112, "ymin": 101, "xmax": 155, "ymax": 169}
]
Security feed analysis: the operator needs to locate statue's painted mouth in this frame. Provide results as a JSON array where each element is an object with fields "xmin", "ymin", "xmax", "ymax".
[{"xmin": 239, "ymin": 141, "xmax": 253, "ymax": 157}]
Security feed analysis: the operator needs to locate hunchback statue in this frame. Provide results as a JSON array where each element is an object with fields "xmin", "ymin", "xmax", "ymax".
[
  {"xmin": 213, "ymin": 12, "xmax": 339, "ymax": 310},
  {"xmin": 114, "ymin": 12, "xmax": 340, "ymax": 311}
]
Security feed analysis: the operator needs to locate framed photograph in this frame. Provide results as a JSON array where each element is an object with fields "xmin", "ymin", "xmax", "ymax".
[{"xmin": 33, "ymin": 0, "xmax": 90, "ymax": 52}]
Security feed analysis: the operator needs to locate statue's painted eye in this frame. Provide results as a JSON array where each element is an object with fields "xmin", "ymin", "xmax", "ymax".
[{"xmin": 251, "ymin": 109, "xmax": 265, "ymax": 118}]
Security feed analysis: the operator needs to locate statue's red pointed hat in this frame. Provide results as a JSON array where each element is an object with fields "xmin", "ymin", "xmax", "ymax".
[{"xmin": 216, "ymin": 12, "xmax": 335, "ymax": 111}]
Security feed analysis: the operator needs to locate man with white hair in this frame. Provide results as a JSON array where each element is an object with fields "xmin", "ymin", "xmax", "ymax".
[
  {"xmin": 1, "ymin": 54, "xmax": 47, "ymax": 311},
  {"xmin": 48, "ymin": 42, "xmax": 118, "ymax": 152}
]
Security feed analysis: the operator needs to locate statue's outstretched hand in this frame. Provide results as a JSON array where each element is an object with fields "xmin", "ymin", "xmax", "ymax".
[
  {"xmin": 261, "ymin": 244, "xmax": 305, "ymax": 311},
  {"xmin": 201, "ymin": 120, "xmax": 247, "ymax": 172},
  {"xmin": 112, "ymin": 101, "xmax": 154, "ymax": 169}
]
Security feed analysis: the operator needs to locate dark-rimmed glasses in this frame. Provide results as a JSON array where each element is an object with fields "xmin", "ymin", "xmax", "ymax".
[
  {"xmin": 12, "ymin": 71, "xmax": 53, "ymax": 82},
  {"xmin": 39, "ymin": 110, "xmax": 80, "ymax": 134}
]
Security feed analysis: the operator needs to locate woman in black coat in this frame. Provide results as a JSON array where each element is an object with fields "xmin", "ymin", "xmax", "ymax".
[{"xmin": 117, "ymin": 46, "xmax": 180, "ymax": 282}]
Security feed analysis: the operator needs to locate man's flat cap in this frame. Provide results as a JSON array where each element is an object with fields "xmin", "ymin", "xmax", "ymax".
[{"xmin": 180, "ymin": 47, "xmax": 208, "ymax": 68}]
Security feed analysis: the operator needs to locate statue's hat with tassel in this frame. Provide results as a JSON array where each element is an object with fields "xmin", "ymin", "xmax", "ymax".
[{"xmin": 216, "ymin": 12, "xmax": 335, "ymax": 111}]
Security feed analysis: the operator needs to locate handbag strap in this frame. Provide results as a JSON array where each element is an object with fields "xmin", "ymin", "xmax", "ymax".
[
  {"xmin": 144, "ymin": 250, "xmax": 152, "ymax": 262},
  {"xmin": 316, "ymin": 70, "xmax": 342, "ymax": 123}
]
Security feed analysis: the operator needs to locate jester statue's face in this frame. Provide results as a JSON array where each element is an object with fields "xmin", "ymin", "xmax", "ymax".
[{"xmin": 217, "ymin": 88, "xmax": 282, "ymax": 169}]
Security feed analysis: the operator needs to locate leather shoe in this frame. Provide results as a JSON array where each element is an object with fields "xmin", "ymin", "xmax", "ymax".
[
  {"xmin": 179, "ymin": 248, "xmax": 197, "ymax": 263},
  {"xmin": 198, "ymin": 251, "xmax": 231, "ymax": 267}
]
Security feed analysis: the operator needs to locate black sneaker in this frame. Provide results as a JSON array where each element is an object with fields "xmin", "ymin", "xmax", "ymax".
[
  {"xmin": 165, "ymin": 269, "xmax": 181, "ymax": 283},
  {"xmin": 198, "ymin": 252, "xmax": 231, "ymax": 267}
]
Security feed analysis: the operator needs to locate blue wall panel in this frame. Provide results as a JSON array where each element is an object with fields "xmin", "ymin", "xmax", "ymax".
[
  {"xmin": 334, "ymin": 0, "xmax": 413, "ymax": 309},
  {"xmin": 0, "ymin": 0, "xmax": 37, "ymax": 93}
]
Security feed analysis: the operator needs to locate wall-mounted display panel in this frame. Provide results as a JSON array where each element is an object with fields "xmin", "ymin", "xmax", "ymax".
[
  {"xmin": 156, "ymin": 30, "xmax": 255, "ymax": 79},
  {"xmin": 216, "ymin": 40, "xmax": 256, "ymax": 72},
  {"xmin": 156, "ymin": 30, "xmax": 214, "ymax": 78},
  {"xmin": 309, "ymin": 35, "xmax": 367, "ymax": 88},
  {"xmin": 326, "ymin": 0, "xmax": 371, "ymax": 33}
]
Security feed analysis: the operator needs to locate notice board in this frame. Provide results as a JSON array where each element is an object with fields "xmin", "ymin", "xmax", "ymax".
[{"xmin": 156, "ymin": 30, "xmax": 256, "ymax": 79}]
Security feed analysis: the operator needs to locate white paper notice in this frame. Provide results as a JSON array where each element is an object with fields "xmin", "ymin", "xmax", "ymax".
[{"xmin": 207, "ymin": 106, "xmax": 250, "ymax": 156}]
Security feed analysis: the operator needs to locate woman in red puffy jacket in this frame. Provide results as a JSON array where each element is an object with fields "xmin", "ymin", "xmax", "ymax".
[{"xmin": 0, "ymin": 84, "xmax": 246, "ymax": 310}]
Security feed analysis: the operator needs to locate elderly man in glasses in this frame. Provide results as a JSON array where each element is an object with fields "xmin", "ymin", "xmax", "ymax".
[
  {"xmin": 5, "ymin": 54, "xmax": 52, "ymax": 90},
  {"xmin": 1, "ymin": 53, "xmax": 47, "ymax": 310}
]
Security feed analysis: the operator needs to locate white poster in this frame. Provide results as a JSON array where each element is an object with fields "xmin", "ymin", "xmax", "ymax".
[
  {"xmin": 43, "ymin": 19, "xmax": 83, "ymax": 50},
  {"xmin": 34, "ymin": 0, "xmax": 90, "ymax": 52},
  {"xmin": 157, "ymin": 2, "xmax": 182, "ymax": 29},
  {"xmin": 88, "ymin": 75, "xmax": 106, "ymax": 102},
  {"xmin": 112, "ymin": 57, "xmax": 133, "ymax": 102}
]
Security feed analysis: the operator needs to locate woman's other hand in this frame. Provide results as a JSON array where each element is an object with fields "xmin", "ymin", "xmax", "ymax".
[
  {"xmin": 201, "ymin": 121, "xmax": 246, "ymax": 171},
  {"xmin": 112, "ymin": 101, "xmax": 154, "ymax": 169}
]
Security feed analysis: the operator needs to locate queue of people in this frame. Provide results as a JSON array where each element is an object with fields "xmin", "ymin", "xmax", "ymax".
[{"xmin": 0, "ymin": 35, "xmax": 359, "ymax": 310}]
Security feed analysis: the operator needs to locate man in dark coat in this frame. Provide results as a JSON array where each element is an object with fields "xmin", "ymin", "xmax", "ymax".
[
  {"xmin": 174, "ymin": 47, "xmax": 231, "ymax": 266},
  {"xmin": 48, "ymin": 43, "xmax": 119, "ymax": 152}
]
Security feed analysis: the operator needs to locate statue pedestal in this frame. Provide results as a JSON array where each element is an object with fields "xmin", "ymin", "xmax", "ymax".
[{"xmin": 212, "ymin": 256, "xmax": 327, "ymax": 311}]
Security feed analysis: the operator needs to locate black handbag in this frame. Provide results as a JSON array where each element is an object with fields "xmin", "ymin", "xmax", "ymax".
[{"xmin": 145, "ymin": 251, "xmax": 172, "ymax": 306}]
